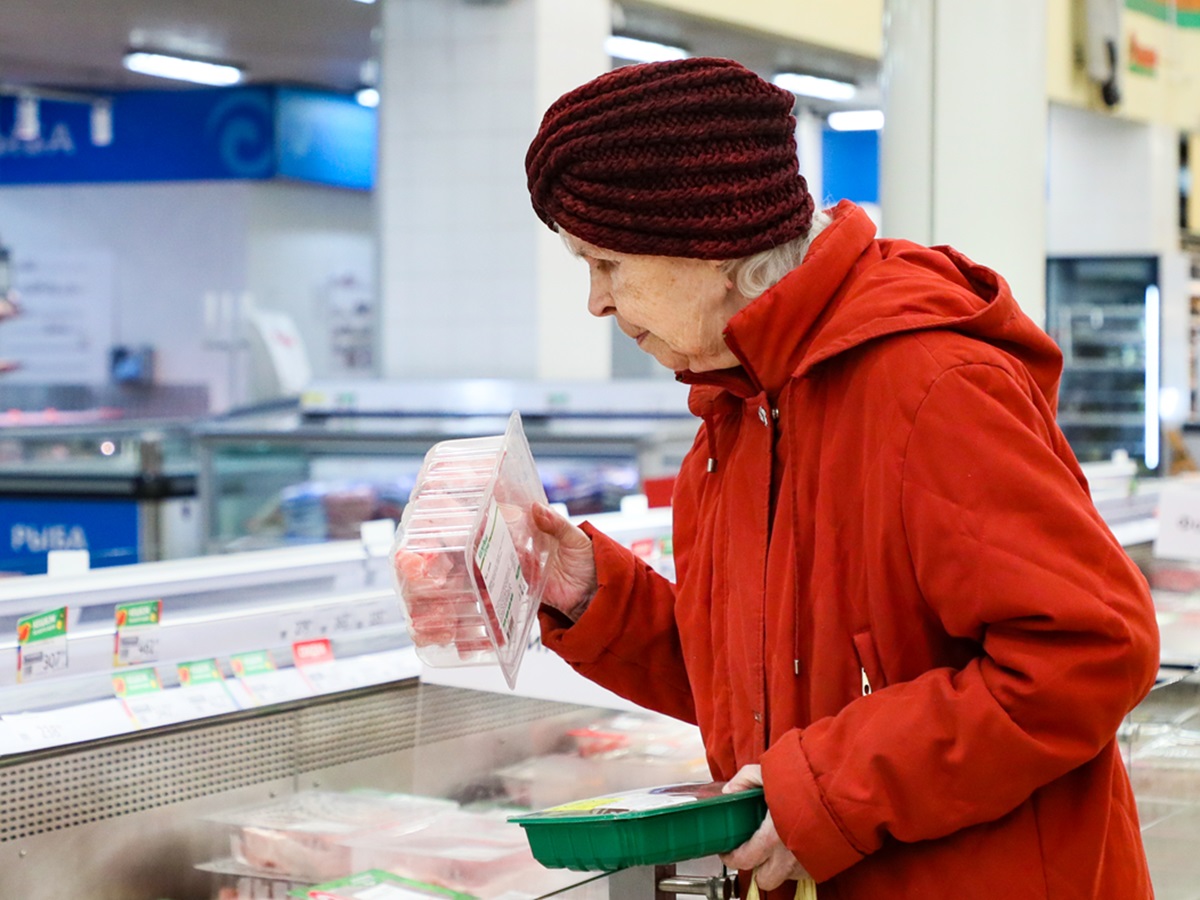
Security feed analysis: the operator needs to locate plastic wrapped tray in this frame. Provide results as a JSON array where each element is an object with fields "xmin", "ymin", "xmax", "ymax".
[
  {"xmin": 209, "ymin": 790, "xmax": 457, "ymax": 882},
  {"xmin": 344, "ymin": 808, "xmax": 535, "ymax": 892},
  {"xmin": 508, "ymin": 782, "xmax": 766, "ymax": 872},
  {"xmin": 391, "ymin": 411, "xmax": 553, "ymax": 688}
]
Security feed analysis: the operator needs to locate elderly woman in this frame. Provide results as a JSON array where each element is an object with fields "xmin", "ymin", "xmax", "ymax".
[{"xmin": 525, "ymin": 57, "xmax": 1158, "ymax": 899}]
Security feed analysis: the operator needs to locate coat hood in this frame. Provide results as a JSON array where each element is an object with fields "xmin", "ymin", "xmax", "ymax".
[{"xmin": 682, "ymin": 201, "xmax": 1063, "ymax": 419}]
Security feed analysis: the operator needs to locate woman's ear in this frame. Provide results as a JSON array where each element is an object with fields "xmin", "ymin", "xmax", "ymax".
[{"xmin": 713, "ymin": 259, "xmax": 735, "ymax": 291}]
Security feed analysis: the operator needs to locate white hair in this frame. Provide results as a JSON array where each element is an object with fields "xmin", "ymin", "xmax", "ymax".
[
  {"xmin": 721, "ymin": 208, "xmax": 833, "ymax": 299},
  {"xmin": 557, "ymin": 206, "xmax": 834, "ymax": 300}
]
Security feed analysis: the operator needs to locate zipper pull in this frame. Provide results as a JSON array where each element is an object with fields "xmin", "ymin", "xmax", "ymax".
[{"xmin": 861, "ymin": 667, "xmax": 872, "ymax": 696}]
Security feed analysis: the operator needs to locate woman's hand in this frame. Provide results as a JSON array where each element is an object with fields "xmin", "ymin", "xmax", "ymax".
[
  {"xmin": 530, "ymin": 502, "xmax": 597, "ymax": 622},
  {"xmin": 719, "ymin": 764, "xmax": 813, "ymax": 892}
]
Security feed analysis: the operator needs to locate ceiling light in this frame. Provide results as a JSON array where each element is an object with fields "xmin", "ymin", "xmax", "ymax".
[
  {"xmin": 123, "ymin": 51, "xmax": 243, "ymax": 87},
  {"xmin": 827, "ymin": 109, "xmax": 884, "ymax": 132},
  {"xmin": 772, "ymin": 72, "xmax": 856, "ymax": 102},
  {"xmin": 90, "ymin": 100, "xmax": 113, "ymax": 146},
  {"xmin": 604, "ymin": 35, "xmax": 688, "ymax": 63},
  {"xmin": 350, "ymin": 0, "xmax": 377, "ymax": 4},
  {"xmin": 14, "ymin": 94, "xmax": 40, "ymax": 141},
  {"xmin": 355, "ymin": 87, "xmax": 380, "ymax": 108}
]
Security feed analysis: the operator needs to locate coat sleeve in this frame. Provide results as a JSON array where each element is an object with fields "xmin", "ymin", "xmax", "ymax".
[
  {"xmin": 538, "ymin": 525, "xmax": 697, "ymax": 724},
  {"xmin": 761, "ymin": 361, "xmax": 1160, "ymax": 881}
]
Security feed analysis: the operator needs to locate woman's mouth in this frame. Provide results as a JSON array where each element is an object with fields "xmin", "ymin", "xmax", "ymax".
[{"xmin": 635, "ymin": 331, "xmax": 649, "ymax": 346}]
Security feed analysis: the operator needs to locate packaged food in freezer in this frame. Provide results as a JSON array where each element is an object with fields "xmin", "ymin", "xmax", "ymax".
[
  {"xmin": 209, "ymin": 790, "xmax": 457, "ymax": 882},
  {"xmin": 509, "ymin": 781, "xmax": 767, "ymax": 872},
  {"xmin": 344, "ymin": 808, "xmax": 535, "ymax": 893},
  {"xmin": 391, "ymin": 411, "xmax": 554, "ymax": 688}
]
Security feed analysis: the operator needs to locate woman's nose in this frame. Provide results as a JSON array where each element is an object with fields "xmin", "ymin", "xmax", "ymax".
[{"xmin": 587, "ymin": 276, "xmax": 614, "ymax": 318}]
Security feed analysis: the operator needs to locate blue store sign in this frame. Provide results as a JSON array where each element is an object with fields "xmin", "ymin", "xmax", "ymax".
[
  {"xmin": 0, "ymin": 86, "xmax": 375, "ymax": 190},
  {"xmin": 1, "ymin": 498, "xmax": 139, "ymax": 575}
]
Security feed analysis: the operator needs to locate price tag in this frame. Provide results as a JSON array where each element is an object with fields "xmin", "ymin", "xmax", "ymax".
[
  {"xmin": 280, "ymin": 609, "xmax": 333, "ymax": 643},
  {"xmin": 113, "ymin": 668, "xmax": 180, "ymax": 728},
  {"xmin": 293, "ymin": 638, "xmax": 344, "ymax": 694},
  {"xmin": 229, "ymin": 650, "xmax": 312, "ymax": 707},
  {"xmin": 0, "ymin": 711, "xmax": 68, "ymax": 752},
  {"xmin": 114, "ymin": 599, "xmax": 162, "ymax": 666},
  {"xmin": 17, "ymin": 607, "xmax": 69, "ymax": 682},
  {"xmin": 1155, "ymin": 485, "xmax": 1200, "ymax": 561},
  {"xmin": 0, "ymin": 702, "xmax": 135, "ymax": 755},
  {"xmin": 359, "ymin": 599, "xmax": 398, "ymax": 631},
  {"xmin": 176, "ymin": 659, "xmax": 241, "ymax": 717}
]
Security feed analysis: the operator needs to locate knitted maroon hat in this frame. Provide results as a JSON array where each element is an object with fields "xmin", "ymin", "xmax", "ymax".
[{"xmin": 525, "ymin": 57, "xmax": 815, "ymax": 259}]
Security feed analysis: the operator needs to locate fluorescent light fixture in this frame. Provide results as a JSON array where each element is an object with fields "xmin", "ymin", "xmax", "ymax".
[
  {"xmin": 351, "ymin": 0, "xmax": 377, "ymax": 4},
  {"xmin": 772, "ymin": 72, "xmax": 856, "ymax": 102},
  {"xmin": 14, "ymin": 94, "xmax": 39, "ymax": 141},
  {"xmin": 827, "ymin": 109, "xmax": 884, "ymax": 132},
  {"xmin": 123, "ymin": 51, "xmax": 243, "ymax": 86},
  {"xmin": 355, "ymin": 87, "xmax": 380, "ymax": 108},
  {"xmin": 90, "ymin": 100, "xmax": 113, "ymax": 146},
  {"xmin": 1144, "ymin": 284, "xmax": 1160, "ymax": 470},
  {"xmin": 605, "ymin": 35, "xmax": 688, "ymax": 63}
]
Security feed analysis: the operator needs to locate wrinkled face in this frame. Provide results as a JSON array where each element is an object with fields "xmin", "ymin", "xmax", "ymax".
[{"xmin": 563, "ymin": 233, "xmax": 749, "ymax": 373}]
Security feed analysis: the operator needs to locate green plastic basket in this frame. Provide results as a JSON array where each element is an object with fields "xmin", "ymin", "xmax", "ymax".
[{"xmin": 508, "ymin": 783, "xmax": 767, "ymax": 872}]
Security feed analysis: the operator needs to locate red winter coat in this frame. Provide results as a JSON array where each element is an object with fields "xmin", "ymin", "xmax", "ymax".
[{"xmin": 540, "ymin": 202, "xmax": 1159, "ymax": 898}]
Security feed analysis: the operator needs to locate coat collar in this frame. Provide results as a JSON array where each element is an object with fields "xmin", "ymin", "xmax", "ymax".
[{"xmin": 679, "ymin": 201, "xmax": 877, "ymax": 404}]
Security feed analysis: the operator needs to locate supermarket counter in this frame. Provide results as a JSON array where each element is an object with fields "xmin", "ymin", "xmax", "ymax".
[{"xmin": 0, "ymin": 518, "xmax": 708, "ymax": 900}]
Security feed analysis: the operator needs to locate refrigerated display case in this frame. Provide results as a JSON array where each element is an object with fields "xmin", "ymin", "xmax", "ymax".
[
  {"xmin": 0, "ymin": 420, "xmax": 199, "ymax": 573},
  {"xmin": 1046, "ymin": 255, "xmax": 1161, "ymax": 470},
  {"xmin": 192, "ymin": 379, "xmax": 697, "ymax": 554},
  {"xmin": 0, "ymin": 526, "xmax": 722, "ymax": 900},
  {"xmin": 1, "ymin": 499, "xmax": 1198, "ymax": 898}
]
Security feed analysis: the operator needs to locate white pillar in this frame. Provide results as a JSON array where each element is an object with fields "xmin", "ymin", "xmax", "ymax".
[
  {"xmin": 880, "ymin": 0, "xmax": 1048, "ymax": 324},
  {"xmin": 378, "ymin": 0, "xmax": 609, "ymax": 381}
]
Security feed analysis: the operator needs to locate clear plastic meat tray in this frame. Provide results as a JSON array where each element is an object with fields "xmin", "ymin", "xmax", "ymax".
[
  {"xmin": 391, "ymin": 411, "xmax": 554, "ymax": 688},
  {"xmin": 208, "ymin": 790, "xmax": 457, "ymax": 883}
]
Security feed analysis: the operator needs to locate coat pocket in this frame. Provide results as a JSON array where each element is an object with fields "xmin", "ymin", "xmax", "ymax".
[{"xmin": 852, "ymin": 629, "xmax": 886, "ymax": 697}]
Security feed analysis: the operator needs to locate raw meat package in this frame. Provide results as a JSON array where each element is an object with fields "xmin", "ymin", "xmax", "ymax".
[
  {"xmin": 210, "ymin": 790, "xmax": 457, "ymax": 882},
  {"xmin": 391, "ymin": 411, "xmax": 555, "ymax": 688},
  {"xmin": 344, "ymin": 808, "xmax": 536, "ymax": 894},
  {"xmin": 509, "ymin": 781, "xmax": 767, "ymax": 872}
]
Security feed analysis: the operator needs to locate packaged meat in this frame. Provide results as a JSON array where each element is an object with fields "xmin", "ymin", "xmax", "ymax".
[
  {"xmin": 210, "ymin": 790, "xmax": 457, "ymax": 882},
  {"xmin": 391, "ymin": 411, "xmax": 554, "ymax": 688},
  {"xmin": 344, "ymin": 808, "xmax": 535, "ymax": 893},
  {"xmin": 509, "ymin": 781, "xmax": 767, "ymax": 872}
]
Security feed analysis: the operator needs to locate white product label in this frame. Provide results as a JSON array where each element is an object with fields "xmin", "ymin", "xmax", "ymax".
[
  {"xmin": 233, "ymin": 669, "xmax": 313, "ymax": 707},
  {"xmin": 1155, "ymin": 484, "xmax": 1200, "ymax": 561},
  {"xmin": 19, "ymin": 636, "xmax": 68, "ymax": 681},
  {"xmin": 116, "ymin": 629, "xmax": 160, "ymax": 666},
  {"xmin": 474, "ymin": 500, "xmax": 528, "ymax": 644},
  {"xmin": 174, "ymin": 681, "xmax": 241, "ymax": 718}
]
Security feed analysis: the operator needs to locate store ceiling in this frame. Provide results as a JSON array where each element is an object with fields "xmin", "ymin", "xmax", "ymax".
[
  {"xmin": 0, "ymin": 0, "xmax": 879, "ymax": 109},
  {"xmin": 0, "ymin": 0, "xmax": 383, "ymax": 94}
]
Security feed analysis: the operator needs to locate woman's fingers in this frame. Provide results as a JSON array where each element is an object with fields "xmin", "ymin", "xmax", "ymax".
[
  {"xmin": 531, "ymin": 502, "xmax": 590, "ymax": 549},
  {"xmin": 718, "ymin": 811, "xmax": 776, "ymax": 871},
  {"xmin": 531, "ymin": 502, "xmax": 597, "ymax": 620},
  {"xmin": 722, "ymin": 763, "xmax": 763, "ymax": 793}
]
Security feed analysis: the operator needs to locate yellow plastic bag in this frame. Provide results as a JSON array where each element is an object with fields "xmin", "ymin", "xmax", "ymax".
[{"xmin": 746, "ymin": 875, "xmax": 817, "ymax": 900}]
